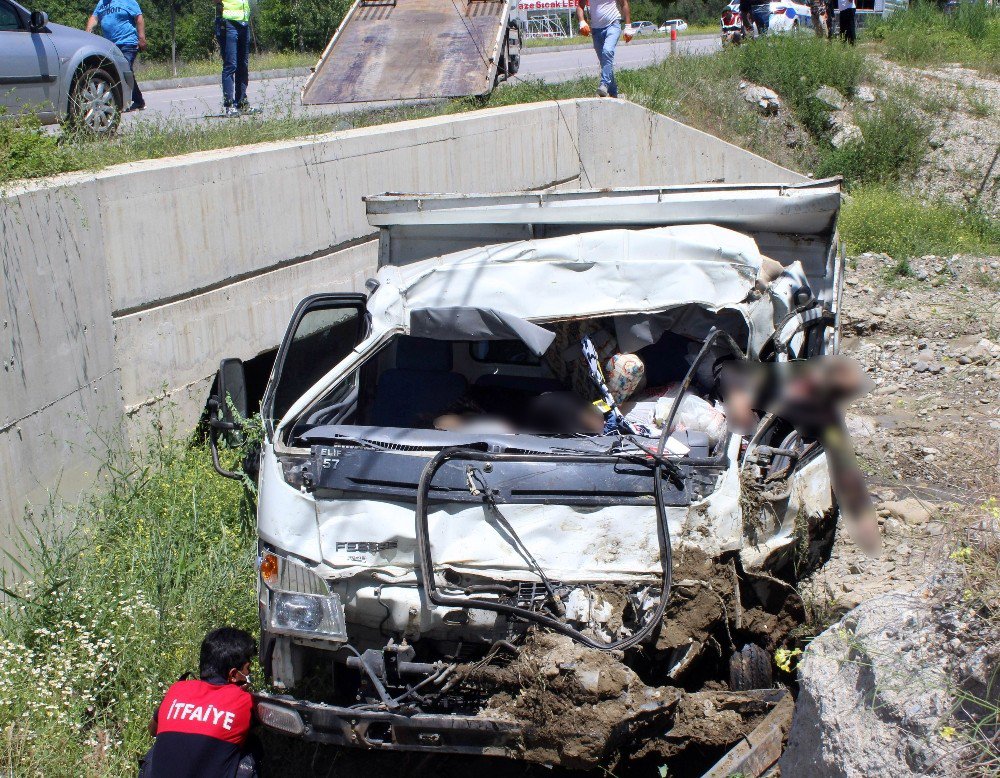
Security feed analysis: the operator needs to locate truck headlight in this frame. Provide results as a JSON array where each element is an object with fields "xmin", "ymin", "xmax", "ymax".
[
  {"xmin": 259, "ymin": 548, "xmax": 329, "ymax": 595},
  {"xmin": 269, "ymin": 591, "xmax": 348, "ymax": 642}
]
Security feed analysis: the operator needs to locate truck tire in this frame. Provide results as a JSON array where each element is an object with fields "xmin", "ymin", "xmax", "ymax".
[
  {"xmin": 729, "ymin": 643, "xmax": 772, "ymax": 690},
  {"xmin": 508, "ymin": 52, "xmax": 520, "ymax": 75},
  {"xmin": 68, "ymin": 65, "xmax": 121, "ymax": 135}
]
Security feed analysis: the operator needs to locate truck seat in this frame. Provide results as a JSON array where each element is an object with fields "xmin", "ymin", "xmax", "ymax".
[{"xmin": 370, "ymin": 337, "xmax": 467, "ymax": 428}]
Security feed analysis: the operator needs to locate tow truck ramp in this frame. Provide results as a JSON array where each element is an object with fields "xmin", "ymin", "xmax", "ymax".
[{"xmin": 302, "ymin": 0, "xmax": 522, "ymax": 104}]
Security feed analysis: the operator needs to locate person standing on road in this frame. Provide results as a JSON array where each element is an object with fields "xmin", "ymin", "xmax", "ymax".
[
  {"xmin": 577, "ymin": 0, "xmax": 632, "ymax": 98},
  {"xmin": 838, "ymin": 0, "xmax": 857, "ymax": 44},
  {"xmin": 749, "ymin": 0, "xmax": 771, "ymax": 36},
  {"xmin": 215, "ymin": 0, "xmax": 252, "ymax": 116},
  {"xmin": 86, "ymin": 0, "xmax": 145, "ymax": 111}
]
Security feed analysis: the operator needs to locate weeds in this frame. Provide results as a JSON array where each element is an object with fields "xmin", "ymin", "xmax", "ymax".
[
  {"xmin": 865, "ymin": 3, "xmax": 1000, "ymax": 74},
  {"xmin": 840, "ymin": 184, "xmax": 1000, "ymax": 259},
  {"xmin": 733, "ymin": 34, "xmax": 868, "ymax": 135},
  {"xmin": 0, "ymin": 422, "xmax": 255, "ymax": 776},
  {"xmin": 0, "ymin": 110, "xmax": 74, "ymax": 183},
  {"xmin": 816, "ymin": 97, "xmax": 931, "ymax": 186}
]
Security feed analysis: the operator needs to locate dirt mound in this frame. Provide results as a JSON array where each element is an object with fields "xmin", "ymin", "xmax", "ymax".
[{"xmin": 469, "ymin": 632, "xmax": 680, "ymax": 769}]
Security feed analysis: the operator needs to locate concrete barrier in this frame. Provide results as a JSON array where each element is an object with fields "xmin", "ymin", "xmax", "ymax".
[{"xmin": 0, "ymin": 98, "xmax": 806, "ymax": 555}]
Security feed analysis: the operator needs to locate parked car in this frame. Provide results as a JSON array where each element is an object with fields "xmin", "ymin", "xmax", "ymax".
[
  {"xmin": 208, "ymin": 180, "xmax": 847, "ymax": 767},
  {"xmin": 0, "ymin": 0, "xmax": 134, "ymax": 133},
  {"xmin": 629, "ymin": 20, "xmax": 658, "ymax": 35},
  {"xmin": 658, "ymin": 19, "xmax": 689, "ymax": 32}
]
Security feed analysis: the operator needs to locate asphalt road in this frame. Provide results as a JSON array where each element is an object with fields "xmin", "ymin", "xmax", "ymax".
[{"xmin": 122, "ymin": 35, "xmax": 720, "ymax": 127}]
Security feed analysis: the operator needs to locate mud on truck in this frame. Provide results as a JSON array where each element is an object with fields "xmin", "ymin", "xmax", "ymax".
[{"xmin": 208, "ymin": 180, "xmax": 847, "ymax": 771}]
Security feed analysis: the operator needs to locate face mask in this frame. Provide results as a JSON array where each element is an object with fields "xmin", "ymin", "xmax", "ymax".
[{"xmin": 235, "ymin": 670, "xmax": 253, "ymax": 689}]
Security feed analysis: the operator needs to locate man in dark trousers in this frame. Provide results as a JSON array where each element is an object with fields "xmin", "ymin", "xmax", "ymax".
[
  {"xmin": 143, "ymin": 627, "xmax": 259, "ymax": 778},
  {"xmin": 838, "ymin": 0, "xmax": 857, "ymax": 44},
  {"xmin": 215, "ymin": 0, "xmax": 252, "ymax": 116}
]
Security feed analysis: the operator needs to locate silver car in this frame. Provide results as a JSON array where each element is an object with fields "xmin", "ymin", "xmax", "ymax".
[{"xmin": 0, "ymin": 0, "xmax": 134, "ymax": 133}]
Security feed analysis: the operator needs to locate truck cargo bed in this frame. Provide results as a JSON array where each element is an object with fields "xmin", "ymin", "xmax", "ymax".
[{"xmin": 302, "ymin": 0, "xmax": 511, "ymax": 104}]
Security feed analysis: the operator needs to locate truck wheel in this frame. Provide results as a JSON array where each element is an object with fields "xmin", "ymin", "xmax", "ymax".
[
  {"xmin": 508, "ymin": 53, "xmax": 520, "ymax": 75},
  {"xmin": 729, "ymin": 643, "xmax": 772, "ymax": 690},
  {"xmin": 68, "ymin": 65, "xmax": 121, "ymax": 135}
]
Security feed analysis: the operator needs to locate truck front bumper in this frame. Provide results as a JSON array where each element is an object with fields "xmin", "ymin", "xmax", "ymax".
[{"xmin": 254, "ymin": 693, "xmax": 521, "ymax": 757}]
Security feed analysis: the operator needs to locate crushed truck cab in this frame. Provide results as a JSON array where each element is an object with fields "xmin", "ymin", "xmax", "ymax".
[{"xmin": 209, "ymin": 180, "xmax": 845, "ymax": 768}]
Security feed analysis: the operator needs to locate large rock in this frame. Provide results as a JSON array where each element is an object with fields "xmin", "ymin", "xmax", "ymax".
[
  {"xmin": 741, "ymin": 81, "xmax": 781, "ymax": 115},
  {"xmin": 780, "ymin": 590, "xmax": 959, "ymax": 776},
  {"xmin": 814, "ymin": 85, "xmax": 847, "ymax": 110},
  {"xmin": 831, "ymin": 122, "xmax": 862, "ymax": 148}
]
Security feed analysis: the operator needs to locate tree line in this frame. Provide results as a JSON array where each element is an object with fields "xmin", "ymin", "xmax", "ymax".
[
  {"xmin": 39, "ymin": 0, "xmax": 720, "ymax": 61},
  {"xmin": 40, "ymin": 0, "xmax": 351, "ymax": 60}
]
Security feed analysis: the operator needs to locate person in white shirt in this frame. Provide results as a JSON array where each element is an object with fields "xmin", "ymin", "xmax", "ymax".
[
  {"xmin": 577, "ymin": 0, "xmax": 632, "ymax": 98},
  {"xmin": 838, "ymin": 0, "xmax": 856, "ymax": 44}
]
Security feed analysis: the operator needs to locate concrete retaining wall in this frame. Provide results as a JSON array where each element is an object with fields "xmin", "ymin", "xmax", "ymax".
[{"xmin": 0, "ymin": 97, "xmax": 805, "ymax": 552}]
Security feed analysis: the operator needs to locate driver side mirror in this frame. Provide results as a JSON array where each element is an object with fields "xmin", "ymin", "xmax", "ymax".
[
  {"xmin": 29, "ymin": 10, "xmax": 48, "ymax": 31},
  {"xmin": 208, "ymin": 358, "xmax": 248, "ymax": 479}
]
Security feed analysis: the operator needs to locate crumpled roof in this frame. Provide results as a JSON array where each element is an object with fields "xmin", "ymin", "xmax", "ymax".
[{"xmin": 366, "ymin": 225, "xmax": 765, "ymax": 334}]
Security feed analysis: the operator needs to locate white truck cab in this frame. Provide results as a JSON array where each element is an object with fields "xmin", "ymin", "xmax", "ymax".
[{"xmin": 208, "ymin": 180, "xmax": 846, "ymax": 765}]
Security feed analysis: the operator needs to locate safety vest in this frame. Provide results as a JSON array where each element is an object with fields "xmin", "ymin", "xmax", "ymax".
[{"xmin": 221, "ymin": 0, "xmax": 249, "ymax": 22}]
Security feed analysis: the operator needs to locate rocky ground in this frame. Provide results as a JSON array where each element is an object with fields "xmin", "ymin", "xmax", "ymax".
[
  {"xmin": 793, "ymin": 251, "xmax": 1000, "ymax": 775},
  {"xmin": 880, "ymin": 61, "xmax": 1000, "ymax": 216}
]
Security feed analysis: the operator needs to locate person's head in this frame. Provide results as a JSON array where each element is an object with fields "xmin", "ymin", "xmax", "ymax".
[{"xmin": 199, "ymin": 627, "xmax": 257, "ymax": 688}]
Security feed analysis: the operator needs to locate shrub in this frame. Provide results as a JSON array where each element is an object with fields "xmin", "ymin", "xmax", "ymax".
[
  {"xmin": 0, "ymin": 111, "xmax": 75, "ymax": 184},
  {"xmin": 733, "ymin": 35, "xmax": 869, "ymax": 134},
  {"xmin": 840, "ymin": 184, "xmax": 1000, "ymax": 259},
  {"xmin": 0, "ymin": 426, "xmax": 255, "ymax": 776},
  {"xmin": 815, "ymin": 97, "xmax": 931, "ymax": 186}
]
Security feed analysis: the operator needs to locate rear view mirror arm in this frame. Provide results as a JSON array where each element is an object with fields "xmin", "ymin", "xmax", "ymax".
[{"xmin": 208, "ymin": 396, "xmax": 243, "ymax": 480}]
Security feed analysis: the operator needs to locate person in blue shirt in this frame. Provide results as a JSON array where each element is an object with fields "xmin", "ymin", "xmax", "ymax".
[{"xmin": 86, "ymin": 0, "xmax": 146, "ymax": 111}]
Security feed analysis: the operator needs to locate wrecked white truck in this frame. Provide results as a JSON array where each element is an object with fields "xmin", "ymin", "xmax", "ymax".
[{"xmin": 208, "ymin": 179, "xmax": 846, "ymax": 770}]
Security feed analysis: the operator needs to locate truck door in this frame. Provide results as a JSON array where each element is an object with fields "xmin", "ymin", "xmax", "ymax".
[{"xmin": 262, "ymin": 294, "xmax": 368, "ymax": 437}]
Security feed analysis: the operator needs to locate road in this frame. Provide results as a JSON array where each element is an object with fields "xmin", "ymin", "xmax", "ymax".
[{"xmin": 123, "ymin": 36, "xmax": 720, "ymax": 127}]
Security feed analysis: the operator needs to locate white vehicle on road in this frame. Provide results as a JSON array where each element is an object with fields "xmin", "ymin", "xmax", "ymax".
[
  {"xmin": 629, "ymin": 20, "xmax": 658, "ymax": 35},
  {"xmin": 726, "ymin": 0, "xmax": 814, "ymax": 31},
  {"xmin": 658, "ymin": 19, "xmax": 688, "ymax": 32},
  {"xmin": 209, "ymin": 180, "xmax": 846, "ymax": 766}
]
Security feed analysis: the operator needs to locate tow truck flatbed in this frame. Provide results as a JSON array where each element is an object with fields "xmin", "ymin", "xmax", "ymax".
[{"xmin": 301, "ymin": 0, "xmax": 521, "ymax": 104}]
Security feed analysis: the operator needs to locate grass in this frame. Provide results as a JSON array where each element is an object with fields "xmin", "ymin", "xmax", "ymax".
[
  {"xmin": 840, "ymin": 184, "xmax": 1000, "ymax": 259},
  {"xmin": 733, "ymin": 33, "xmax": 868, "ymax": 135},
  {"xmin": 815, "ymin": 97, "xmax": 932, "ymax": 185},
  {"xmin": 0, "ymin": 420, "xmax": 255, "ymax": 777},
  {"xmin": 5, "ymin": 39, "xmax": 842, "ymax": 188},
  {"xmin": 133, "ymin": 50, "xmax": 320, "ymax": 81},
  {"xmin": 864, "ymin": 3, "xmax": 1000, "ymax": 74}
]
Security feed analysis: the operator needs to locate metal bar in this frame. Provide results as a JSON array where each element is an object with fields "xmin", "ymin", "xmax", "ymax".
[{"xmin": 700, "ymin": 691, "xmax": 794, "ymax": 778}]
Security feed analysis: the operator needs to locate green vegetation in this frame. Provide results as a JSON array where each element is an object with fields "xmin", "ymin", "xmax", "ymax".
[
  {"xmin": 840, "ymin": 185, "xmax": 1000, "ymax": 259},
  {"xmin": 815, "ymin": 97, "xmax": 931, "ymax": 185},
  {"xmin": 0, "ymin": 110, "xmax": 74, "ymax": 182},
  {"xmin": 733, "ymin": 34, "xmax": 869, "ymax": 134},
  {"xmin": 0, "ymin": 34, "xmax": 988, "ymax": 265},
  {"xmin": 0, "ymin": 425, "xmax": 255, "ymax": 776},
  {"xmin": 40, "ymin": 0, "xmax": 349, "ymax": 62},
  {"xmin": 865, "ymin": 2, "xmax": 1000, "ymax": 74},
  {"xmin": 134, "ymin": 50, "xmax": 319, "ymax": 81}
]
